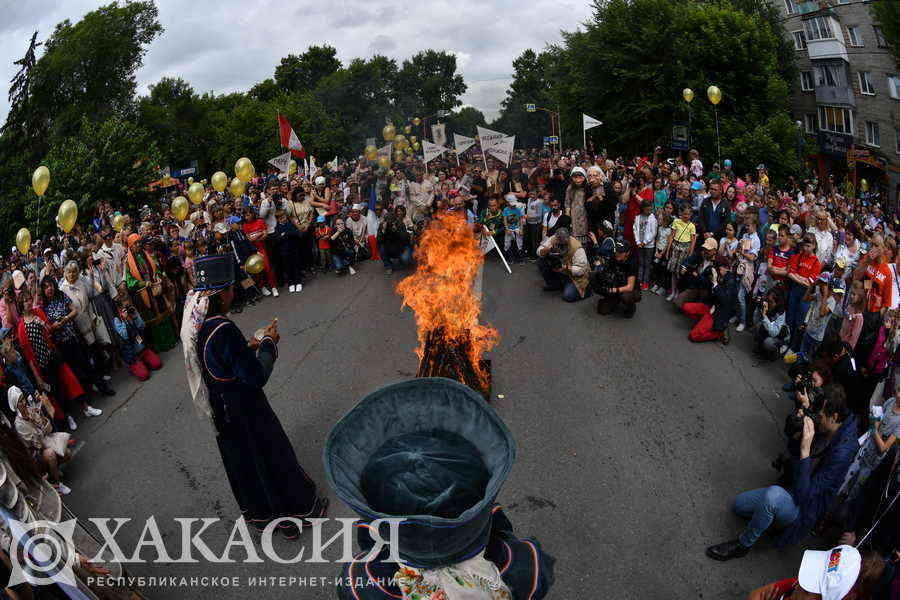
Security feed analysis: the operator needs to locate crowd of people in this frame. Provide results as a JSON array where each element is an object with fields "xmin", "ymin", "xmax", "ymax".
[{"xmin": 0, "ymin": 142, "xmax": 895, "ymax": 598}]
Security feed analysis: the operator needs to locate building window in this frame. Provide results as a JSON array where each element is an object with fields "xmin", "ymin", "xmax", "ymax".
[
  {"xmin": 865, "ymin": 121, "xmax": 881, "ymax": 147},
  {"xmin": 804, "ymin": 16, "xmax": 835, "ymax": 41},
  {"xmin": 818, "ymin": 105, "xmax": 853, "ymax": 134},
  {"xmin": 815, "ymin": 64, "xmax": 846, "ymax": 87},
  {"xmin": 793, "ymin": 30, "xmax": 808, "ymax": 50},
  {"xmin": 859, "ymin": 71, "xmax": 876, "ymax": 95},
  {"xmin": 874, "ymin": 26, "xmax": 887, "ymax": 48},
  {"xmin": 785, "ymin": 0, "xmax": 797, "ymax": 15},
  {"xmin": 847, "ymin": 26, "xmax": 864, "ymax": 47},
  {"xmin": 800, "ymin": 71, "xmax": 815, "ymax": 91},
  {"xmin": 889, "ymin": 75, "xmax": 900, "ymax": 99},
  {"xmin": 804, "ymin": 113, "xmax": 817, "ymax": 133}
]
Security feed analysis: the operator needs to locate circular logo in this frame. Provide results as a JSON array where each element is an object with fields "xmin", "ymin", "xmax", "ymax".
[{"xmin": 7, "ymin": 518, "xmax": 78, "ymax": 587}]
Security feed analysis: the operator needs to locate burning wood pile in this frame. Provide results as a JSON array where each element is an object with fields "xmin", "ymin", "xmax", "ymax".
[{"xmin": 397, "ymin": 212, "xmax": 498, "ymax": 398}]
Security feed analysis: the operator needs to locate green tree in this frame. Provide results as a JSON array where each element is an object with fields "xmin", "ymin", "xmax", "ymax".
[
  {"xmin": 274, "ymin": 45, "xmax": 342, "ymax": 93},
  {"xmin": 393, "ymin": 51, "xmax": 467, "ymax": 118},
  {"xmin": 446, "ymin": 106, "xmax": 487, "ymax": 136},
  {"xmin": 545, "ymin": 0, "xmax": 799, "ymax": 178},
  {"xmin": 25, "ymin": 116, "xmax": 162, "ymax": 235},
  {"xmin": 871, "ymin": 0, "xmax": 900, "ymax": 65},
  {"xmin": 491, "ymin": 49, "xmax": 556, "ymax": 147}
]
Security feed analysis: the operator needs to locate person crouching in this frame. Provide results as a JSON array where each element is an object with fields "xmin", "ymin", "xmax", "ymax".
[
  {"xmin": 536, "ymin": 228, "xmax": 591, "ymax": 302},
  {"xmin": 682, "ymin": 255, "xmax": 739, "ymax": 343},
  {"xmin": 593, "ymin": 238, "xmax": 640, "ymax": 318},
  {"xmin": 113, "ymin": 300, "xmax": 163, "ymax": 381}
]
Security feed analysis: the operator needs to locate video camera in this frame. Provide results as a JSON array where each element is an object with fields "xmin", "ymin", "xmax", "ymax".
[{"xmin": 783, "ymin": 368, "xmax": 825, "ymax": 438}]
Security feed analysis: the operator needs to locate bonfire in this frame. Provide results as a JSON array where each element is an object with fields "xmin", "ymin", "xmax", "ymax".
[{"xmin": 396, "ymin": 212, "xmax": 498, "ymax": 398}]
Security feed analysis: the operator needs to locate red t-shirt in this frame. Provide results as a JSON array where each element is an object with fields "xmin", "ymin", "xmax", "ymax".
[
  {"xmin": 865, "ymin": 261, "xmax": 893, "ymax": 313},
  {"xmin": 767, "ymin": 245, "xmax": 795, "ymax": 281},
  {"xmin": 786, "ymin": 252, "xmax": 821, "ymax": 286},
  {"xmin": 747, "ymin": 577, "xmax": 797, "ymax": 600},
  {"xmin": 315, "ymin": 225, "xmax": 332, "ymax": 250}
]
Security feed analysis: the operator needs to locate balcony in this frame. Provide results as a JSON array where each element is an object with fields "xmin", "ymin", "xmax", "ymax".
[
  {"xmin": 796, "ymin": 1, "xmax": 822, "ymax": 15},
  {"xmin": 815, "ymin": 86, "xmax": 856, "ymax": 108},
  {"xmin": 807, "ymin": 37, "xmax": 848, "ymax": 61}
]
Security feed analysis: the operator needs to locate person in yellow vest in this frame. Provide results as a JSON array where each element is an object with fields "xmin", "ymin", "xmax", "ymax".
[{"xmin": 536, "ymin": 228, "xmax": 591, "ymax": 302}]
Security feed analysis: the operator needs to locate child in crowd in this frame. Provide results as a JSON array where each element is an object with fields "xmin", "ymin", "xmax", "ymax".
[
  {"xmin": 633, "ymin": 200, "xmax": 657, "ymax": 291},
  {"xmin": 651, "ymin": 213, "xmax": 673, "ymax": 295},
  {"xmin": 272, "ymin": 209, "xmax": 304, "ymax": 293},
  {"xmin": 314, "ymin": 215, "xmax": 332, "ymax": 273},
  {"xmin": 664, "ymin": 205, "xmax": 697, "ymax": 302},
  {"xmin": 502, "ymin": 199, "xmax": 525, "ymax": 264}
]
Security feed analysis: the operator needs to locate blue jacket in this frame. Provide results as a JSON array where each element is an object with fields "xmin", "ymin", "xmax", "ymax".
[
  {"xmin": 778, "ymin": 414, "xmax": 859, "ymax": 547},
  {"xmin": 699, "ymin": 197, "xmax": 729, "ymax": 238}
]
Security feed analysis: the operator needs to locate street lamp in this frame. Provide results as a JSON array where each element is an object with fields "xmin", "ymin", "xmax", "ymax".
[{"xmin": 525, "ymin": 102, "xmax": 561, "ymax": 150}]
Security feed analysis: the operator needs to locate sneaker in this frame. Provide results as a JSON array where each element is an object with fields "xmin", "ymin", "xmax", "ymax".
[
  {"xmin": 67, "ymin": 416, "xmax": 77, "ymax": 431},
  {"xmin": 273, "ymin": 288, "xmax": 280, "ymax": 297},
  {"xmin": 779, "ymin": 344, "xmax": 789, "ymax": 355},
  {"xmin": 53, "ymin": 482, "xmax": 72, "ymax": 496},
  {"xmin": 288, "ymin": 285, "xmax": 295, "ymax": 293},
  {"xmin": 102, "ymin": 375, "xmax": 112, "ymax": 381},
  {"xmin": 783, "ymin": 351, "xmax": 799, "ymax": 364},
  {"xmin": 349, "ymin": 266, "xmax": 357, "ymax": 275},
  {"xmin": 706, "ymin": 540, "xmax": 749, "ymax": 562},
  {"xmin": 385, "ymin": 268, "xmax": 393, "ymax": 275},
  {"xmin": 261, "ymin": 287, "xmax": 272, "ymax": 297},
  {"xmin": 666, "ymin": 292, "xmax": 676, "ymax": 302},
  {"xmin": 736, "ymin": 323, "xmax": 745, "ymax": 332},
  {"xmin": 84, "ymin": 406, "xmax": 103, "ymax": 417},
  {"xmin": 294, "ymin": 284, "xmax": 302, "ymax": 293}
]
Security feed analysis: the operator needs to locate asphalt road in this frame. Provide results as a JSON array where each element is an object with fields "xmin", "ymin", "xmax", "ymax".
[{"xmin": 61, "ymin": 255, "xmax": 807, "ymax": 599}]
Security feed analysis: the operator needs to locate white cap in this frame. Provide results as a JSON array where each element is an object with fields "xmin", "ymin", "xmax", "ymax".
[
  {"xmin": 570, "ymin": 166, "xmax": 587, "ymax": 178},
  {"xmin": 315, "ymin": 176, "xmax": 326, "ymax": 186},
  {"xmin": 7, "ymin": 386, "xmax": 22, "ymax": 414},
  {"xmin": 798, "ymin": 545, "xmax": 861, "ymax": 600}
]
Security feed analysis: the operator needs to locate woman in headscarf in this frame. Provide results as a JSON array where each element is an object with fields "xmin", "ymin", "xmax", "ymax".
[
  {"xmin": 16, "ymin": 287, "xmax": 101, "ymax": 432},
  {"xmin": 565, "ymin": 167, "xmax": 590, "ymax": 241},
  {"xmin": 8, "ymin": 386, "xmax": 73, "ymax": 495},
  {"xmin": 181, "ymin": 254, "xmax": 327, "ymax": 539},
  {"xmin": 125, "ymin": 235, "xmax": 178, "ymax": 352},
  {"xmin": 59, "ymin": 260, "xmax": 116, "ymax": 384}
]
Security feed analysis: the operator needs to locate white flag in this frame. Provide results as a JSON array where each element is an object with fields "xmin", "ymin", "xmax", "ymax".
[
  {"xmin": 268, "ymin": 151, "xmax": 292, "ymax": 174},
  {"xmin": 583, "ymin": 114, "xmax": 602, "ymax": 131},
  {"xmin": 476, "ymin": 126, "xmax": 508, "ymax": 151},
  {"xmin": 422, "ymin": 140, "xmax": 449, "ymax": 164},
  {"xmin": 486, "ymin": 135, "xmax": 515, "ymax": 167},
  {"xmin": 454, "ymin": 133, "xmax": 476, "ymax": 155},
  {"xmin": 431, "ymin": 123, "xmax": 447, "ymax": 147},
  {"xmin": 329, "ymin": 156, "xmax": 339, "ymax": 170},
  {"xmin": 303, "ymin": 159, "xmax": 310, "ymax": 177}
]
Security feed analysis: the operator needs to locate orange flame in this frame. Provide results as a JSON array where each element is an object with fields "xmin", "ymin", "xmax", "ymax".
[{"xmin": 396, "ymin": 211, "xmax": 498, "ymax": 385}]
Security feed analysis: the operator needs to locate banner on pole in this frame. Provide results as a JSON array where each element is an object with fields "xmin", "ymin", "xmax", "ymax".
[
  {"xmin": 277, "ymin": 113, "xmax": 306, "ymax": 157},
  {"xmin": 268, "ymin": 151, "xmax": 292, "ymax": 174},
  {"xmin": 422, "ymin": 140, "xmax": 449, "ymax": 164},
  {"xmin": 486, "ymin": 135, "xmax": 515, "ymax": 167},
  {"xmin": 431, "ymin": 123, "xmax": 447, "ymax": 147},
  {"xmin": 477, "ymin": 126, "xmax": 508, "ymax": 151},
  {"xmin": 583, "ymin": 114, "xmax": 602, "ymax": 131},
  {"xmin": 454, "ymin": 133, "xmax": 476, "ymax": 155}
]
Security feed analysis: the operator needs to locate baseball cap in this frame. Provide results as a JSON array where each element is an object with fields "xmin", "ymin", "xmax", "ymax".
[
  {"xmin": 798, "ymin": 545, "xmax": 861, "ymax": 600},
  {"xmin": 691, "ymin": 181, "xmax": 703, "ymax": 191},
  {"xmin": 835, "ymin": 258, "xmax": 847, "ymax": 270},
  {"xmin": 790, "ymin": 224, "xmax": 803, "ymax": 235},
  {"xmin": 316, "ymin": 215, "xmax": 326, "ymax": 223},
  {"xmin": 702, "ymin": 238, "xmax": 718, "ymax": 251}
]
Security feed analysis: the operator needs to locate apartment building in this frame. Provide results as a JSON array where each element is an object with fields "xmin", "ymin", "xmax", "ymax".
[{"xmin": 777, "ymin": 0, "xmax": 899, "ymax": 201}]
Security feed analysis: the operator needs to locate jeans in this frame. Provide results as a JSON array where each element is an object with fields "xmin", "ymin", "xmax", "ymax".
[
  {"xmin": 754, "ymin": 323, "xmax": 782, "ymax": 356},
  {"xmin": 331, "ymin": 249, "xmax": 355, "ymax": 271},
  {"xmin": 537, "ymin": 258, "xmax": 591, "ymax": 302},
  {"xmin": 637, "ymin": 247, "xmax": 654, "ymax": 285},
  {"xmin": 799, "ymin": 332, "xmax": 820, "ymax": 361},
  {"xmin": 379, "ymin": 244, "xmax": 413, "ymax": 270},
  {"xmin": 786, "ymin": 283, "xmax": 810, "ymax": 348},
  {"xmin": 732, "ymin": 485, "xmax": 800, "ymax": 547},
  {"xmin": 737, "ymin": 286, "xmax": 749, "ymax": 326},
  {"xmin": 524, "ymin": 222, "xmax": 542, "ymax": 258}
]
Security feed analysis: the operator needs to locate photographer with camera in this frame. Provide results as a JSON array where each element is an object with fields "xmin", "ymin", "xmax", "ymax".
[
  {"xmin": 706, "ymin": 384, "xmax": 858, "ymax": 561},
  {"xmin": 536, "ymin": 228, "xmax": 591, "ymax": 302},
  {"xmin": 112, "ymin": 299, "xmax": 163, "ymax": 381},
  {"xmin": 682, "ymin": 254, "xmax": 739, "ymax": 343},
  {"xmin": 593, "ymin": 238, "xmax": 639, "ymax": 318}
]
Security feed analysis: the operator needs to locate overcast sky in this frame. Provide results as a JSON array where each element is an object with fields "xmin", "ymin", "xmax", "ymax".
[{"xmin": 0, "ymin": 0, "xmax": 593, "ymax": 124}]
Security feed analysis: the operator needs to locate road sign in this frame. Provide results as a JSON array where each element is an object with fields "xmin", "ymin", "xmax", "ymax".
[
  {"xmin": 547, "ymin": 135, "xmax": 559, "ymax": 144},
  {"xmin": 671, "ymin": 123, "xmax": 689, "ymax": 151},
  {"xmin": 525, "ymin": 103, "xmax": 536, "ymax": 112}
]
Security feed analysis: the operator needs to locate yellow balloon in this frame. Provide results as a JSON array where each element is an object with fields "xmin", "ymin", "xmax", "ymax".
[
  {"xmin": 187, "ymin": 176, "xmax": 194, "ymax": 184},
  {"xmin": 172, "ymin": 196, "xmax": 189, "ymax": 221},
  {"xmin": 404, "ymin": 125, "xmax": 412, "ymax": 134},
  {"xmin": 382, "ymin": 124, "xmax": 396, "ymax": 141},
  {"xmin": 412, "ymin": 117, "xmax": 421, "ymax": 126},
  {"xmin": 32, "ymin": 166, "xmax": 50, "ymax": 197},
  {"xmin": 201, "ymin": 179, "xmax": 207, "ymax": 185},
  {"xmin": 861, "ymin": 178, "xmax": 869, "ymax": 192},
  {"xmin": 404, "ymin": 147, "xmax": 413, "ymax": 156},
  {"xmin": 682, "ymin": 88, "xmax": 694, "ymax": 103},
  {"xmin": 188, "ymin": 182, "xmax": 205, "ymax": 205},
  {"xmin": 410, "ymin": 135, "xmax": 417, "ymax": 144},
  {"xmin": 211, "ymin": 171, "xmax": 228, "ymax": 193},
  {"xmin": 412, "ymin": 141, "xmax": 420, "ymax": 151},
  {"xmin": 230, "ymin": 177, "xmax": 246, "ymax": 199},
  {"xmin": 112, "ymin": 214, "xmax": 126, "ymax": 232},
  {"xmin": 289, "ymin": 159, "xmax": 298, "ymax": 174},
  {"xmin": 393, "ymin": 150, "xmax": 405, "ymax": 162},
  {"xmin": 393, "ymin": 134, "xmax": 409, "ymax": 151},
  {"xmin": 707, "ymin": 85, "xmax": 722, "ymax": 105},
  {"xmin": 235, "ymin": 157, "xmax": 255, "ymax": 183},
  {"xmin": 15, "ymin": 228, "xmax": 30, "ymax": 255},
  {"xmin": 364, "ymin": 144, "xmax": 378, "ymax": 161},
  {"xmin": 57, "ymin": 199, "xmax": 78, "ymax": 233},
  {"xmin": 244, "ymin": 253, "xmax": 265, "ymax": 275},
  {"xmin": 378, "ymin": 155, "xmax": 391, "ymax": 168}
]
